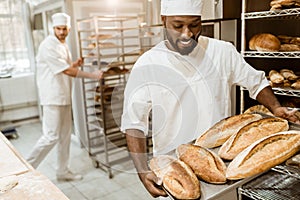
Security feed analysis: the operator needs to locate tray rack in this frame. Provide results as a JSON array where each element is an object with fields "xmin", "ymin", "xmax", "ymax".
[{"xmin": 238, "ymin": 165, "xmax": 300, "ymax": 200}]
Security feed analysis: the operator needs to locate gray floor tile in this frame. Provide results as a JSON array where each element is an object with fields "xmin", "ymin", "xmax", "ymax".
[{"xmin": 8, "ymin": 121, "xmax": 154, "ymax": 200}]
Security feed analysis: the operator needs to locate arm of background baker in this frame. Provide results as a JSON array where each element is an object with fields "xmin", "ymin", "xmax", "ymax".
[
  {"xmin": 125, "ymin": 129, "xmax": 167, "ymax": 198},
  {"xmin": 63, "ymin": 58, "xmax": 102, "ymax": 79},
  {"xmin": 256, "ymin": 86, "xmax": 299, "ymax": 123}
]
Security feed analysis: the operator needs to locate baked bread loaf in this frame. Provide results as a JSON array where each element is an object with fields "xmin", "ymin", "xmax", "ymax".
[
  {"xmin": 269, "ymin": 70, "xmax": 284, "ymax": 84},
  {"xmin": 149, "ymin": 155, "xmax": 200, "ymax": 199},
  {"xmin": 249, "ymin": 33, "xmax": 281, "ymax": 52},
  {"xmin": 218, "ymin": 117, "xmax": 289, "ymax": 160},
  {"xmin": 243, "ymin": 104, "xmax": 273, "ymax": 116},
  {"xmin": 291, "ymin": 80, "xmax": 300, "ymax": 89},
  {"xmin": 177, "ymin": 144, "xmax": 227, "ymax": 184},
  {"xmin": 226, "ymin": 130, "xmax": 300, "ymax": 180},
  {"xmin": 270, "ymin": 0, "xmax": 300, "ymax": 10},
  {"xmin": 280, "ymin": 69, "xmax": 298, "ymax": 81},
  {"xmin": 195, "ymin": 113, "xmax": 263, "ymax": 148},
  {"xmin": 279, "ymin": 44, "xmax": 300, "ymax": 51}
]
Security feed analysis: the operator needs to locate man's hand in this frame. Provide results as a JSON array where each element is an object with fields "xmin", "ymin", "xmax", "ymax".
[
  {"xmin": 72, "ymin": 58, "xmax": 84, "ymax": 68},
  {"xmin": 138, "ymin": 171, "xmax": 167, "ymax": 198},
  {"xmin": 273, "ymin": 107, "xmax": 300, "ymax": 124}
]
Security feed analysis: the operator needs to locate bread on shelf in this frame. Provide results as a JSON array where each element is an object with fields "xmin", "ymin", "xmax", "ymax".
[{"xmin": 249, "ymin": 33, "xmax": 281, "ymax": 52}]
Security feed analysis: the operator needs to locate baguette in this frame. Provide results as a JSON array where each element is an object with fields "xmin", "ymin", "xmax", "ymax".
[
  {"xmin": 218, "ymin": 117, "xmax": 289, "ymax": 160},
  {"xmin": 177, "ymin": 144, "xmax": 227, "ymax": 184},
  {"xmin": 195, "ymin": 113, "xmax": 263, "ymax": 148},
  {"xmin": 226, "ymin": 131, "xmax": 300, "ymax": 180},
  {"xmin": 243, "ymin": 104, "xmax": 273, "ymax": 116},
  {"xmin": 149, "ymin": 155, "xmax": 200, "ymax": 199}
]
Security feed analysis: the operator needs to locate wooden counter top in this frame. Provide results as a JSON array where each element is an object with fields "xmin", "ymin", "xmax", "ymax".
[{"xmin": 0, "ymin": 132, "xmax": 69, "ymax": 199}]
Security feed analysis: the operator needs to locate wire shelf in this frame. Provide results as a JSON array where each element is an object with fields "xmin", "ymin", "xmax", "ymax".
[
  {"xmin": 243, "ymin": 8, "xmax": 300, "ymax": 19},
  {"xmin": 272, "ymin": 87, "xmax": 300, "ymax": 97},
  {"xmin": 242, "ymin": 51, "xmax": 300, "ymax": 58},
  {"xmin": 240, "ymin": 170, "xmax": 300, "ymax": 200}
]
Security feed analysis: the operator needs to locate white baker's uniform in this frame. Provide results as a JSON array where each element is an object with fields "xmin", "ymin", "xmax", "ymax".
[
  {"xmin": 26, "ymin": 34, "xmax": 73, "ymax": 175},
  {"xmin": 121, "ymin": 36, "xmax": 269, "ymax": 155}
]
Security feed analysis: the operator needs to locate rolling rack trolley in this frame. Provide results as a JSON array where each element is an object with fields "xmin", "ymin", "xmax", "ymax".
[{"xmin": 77, "ymin": 15, "xmax": 161, "ymax": 178}]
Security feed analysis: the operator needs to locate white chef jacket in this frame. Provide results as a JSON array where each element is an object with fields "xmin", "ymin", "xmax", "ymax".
[
  {"xmin": 121, "ymin": 36, "xmax": 269, "ymax": 155},
  {"xmin": 36, "ymin": 34, "xmax": 72, "ymax": 106}
]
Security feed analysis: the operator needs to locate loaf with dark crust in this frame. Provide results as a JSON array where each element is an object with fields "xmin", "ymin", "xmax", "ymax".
[
  {"xmin": 195, "ymin": 113, "xmax": 263, "ymax": 148},
  {"xmin": 218, "ymin": 117, "xmax": 289, "ymax": 160},
  {"xmin": 226, "ymin": 131, "xmax": 300, "ymax": 180},
  {"xmin": 149, "ymin": 155, "xmax": 200, "ymax": 199},
  {"xmin": 177, "ymin": 144, "xmax": 227, "ymax": 184}
]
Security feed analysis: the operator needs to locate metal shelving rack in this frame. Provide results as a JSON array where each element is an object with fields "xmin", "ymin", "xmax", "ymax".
[
  {"xmin": 240, "ymin": 2, "xmax": 300, "ymax": 113},
  {"xmin": 77, "ymin": 16, "xmax": 162, "ymax": 178},
  {"xmin": 239, "ymin": 1, "xmax": 300, "ymax": 199},
  {"xmin": 77, "ymin": 15, "xmax": 142, "ymax": 178}
]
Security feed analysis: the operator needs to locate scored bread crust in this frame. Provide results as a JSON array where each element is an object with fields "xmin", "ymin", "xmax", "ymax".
[
  {"xmin": 195, "ymin": 113, "xmax": 263, "ymax": 148},
  {"xmin": 226, "ymin": 131, "xmax": 300, "ymax": 180},
  {"xmin": 177, "ymin": 144, "xmax": 227, "ymax": 184},
  {"xmin": 218, "ymin": 117, "xmax": 289, "ymax": 160},
  {"xmin": 243, "ymin": 104, "xmax": 273, "ymax": 116},
  {"xmin": 149, "ymin": 155, "xmax": 200, "ymax": 199}
]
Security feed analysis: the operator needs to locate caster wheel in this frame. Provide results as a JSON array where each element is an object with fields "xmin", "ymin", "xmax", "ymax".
[{"xmin": 92, "ymin": 160, "xmax": 100, "ymax": 168}]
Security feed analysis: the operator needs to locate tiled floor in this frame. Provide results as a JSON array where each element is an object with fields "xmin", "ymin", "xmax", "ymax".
[{"xmin": 8, "ymin": 121, "xmax": 154, "ymax": 200}]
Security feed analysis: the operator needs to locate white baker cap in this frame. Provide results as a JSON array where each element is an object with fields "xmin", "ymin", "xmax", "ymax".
[
  {"xmin": 161, "ymin": 0, "xmax": 204, "ymax": 16},
  {"xmin": 52, "ymin": 13, "xmax": 71, "ymax": 28}
]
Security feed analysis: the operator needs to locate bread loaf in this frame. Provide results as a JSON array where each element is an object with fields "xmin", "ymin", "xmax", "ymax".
[
  {"xmin": 291, "ymin": 80, "xmax": 300, "ymax": 89},
  {"xmin": 149, "ymin": 155, "xmax": 200, "ymax": 199},
  {"xmin": 226, "ymin": 131, "xmax": 300, "ymax": 180},
  {"xmin": 195, "ymin": 113, "xmax": 263, "ymax": 148},
  {"xmin": 243, "ymin": 105, "xmax": 273, "ymax": 116},
  {"xmin": 249, "ymin": 33, "xmax": 281, "ymax": 52},
  {"xmin": 279, "ymin": 44, "xmax": 300, "ymax": 51},
  {"xmin": 218, "ymin": 117, "xmax": 289, "ymax": 160},
  {"xmin": 280, "ymin": 69, "xmax": 298, "ymax": 81},
  {"xmin": 269, "ymin": 70, "xmax": 284, "ymax": 84},
  {"xmin": 177, "ymin": 144, "xmax": 227, "ymax": 184}
]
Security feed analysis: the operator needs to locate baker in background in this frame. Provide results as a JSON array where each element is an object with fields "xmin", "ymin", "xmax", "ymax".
[
  {"xmin": 26, "ymin": 13, "xmax": 102, "ymax": 181},
  {"xmin": 121, "ymin": 0, "xmax": 299, "ymax": 198}
]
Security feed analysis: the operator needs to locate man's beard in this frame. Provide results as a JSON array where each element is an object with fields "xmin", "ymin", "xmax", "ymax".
[
  {"xmin": 165, "ymin": 28, "xmax": 200, "ymax": 55},
  {"xmin": 55, "ymin": 33, "xmax": 67, "ymax": 42}
]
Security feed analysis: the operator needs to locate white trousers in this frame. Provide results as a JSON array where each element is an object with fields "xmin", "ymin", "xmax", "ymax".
[{"xmin": 26, "ymin": 105, "xmax": 72, "ymax": 175}]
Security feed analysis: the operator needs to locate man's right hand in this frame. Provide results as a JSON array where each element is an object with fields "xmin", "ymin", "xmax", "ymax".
[{"xmin": 139, "ymin": 171, "xmax": 167, "ymax": 198}]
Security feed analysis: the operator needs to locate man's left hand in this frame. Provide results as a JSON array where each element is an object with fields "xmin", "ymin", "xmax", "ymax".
[{"xmin": 273, "ymin": 107, "xmax": 300, "ymax": 124}]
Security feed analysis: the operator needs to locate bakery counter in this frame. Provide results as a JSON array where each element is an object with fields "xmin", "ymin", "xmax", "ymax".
[{"xmin": 0, "ymin": 131, "xmax": 69, "ymax": 199}]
